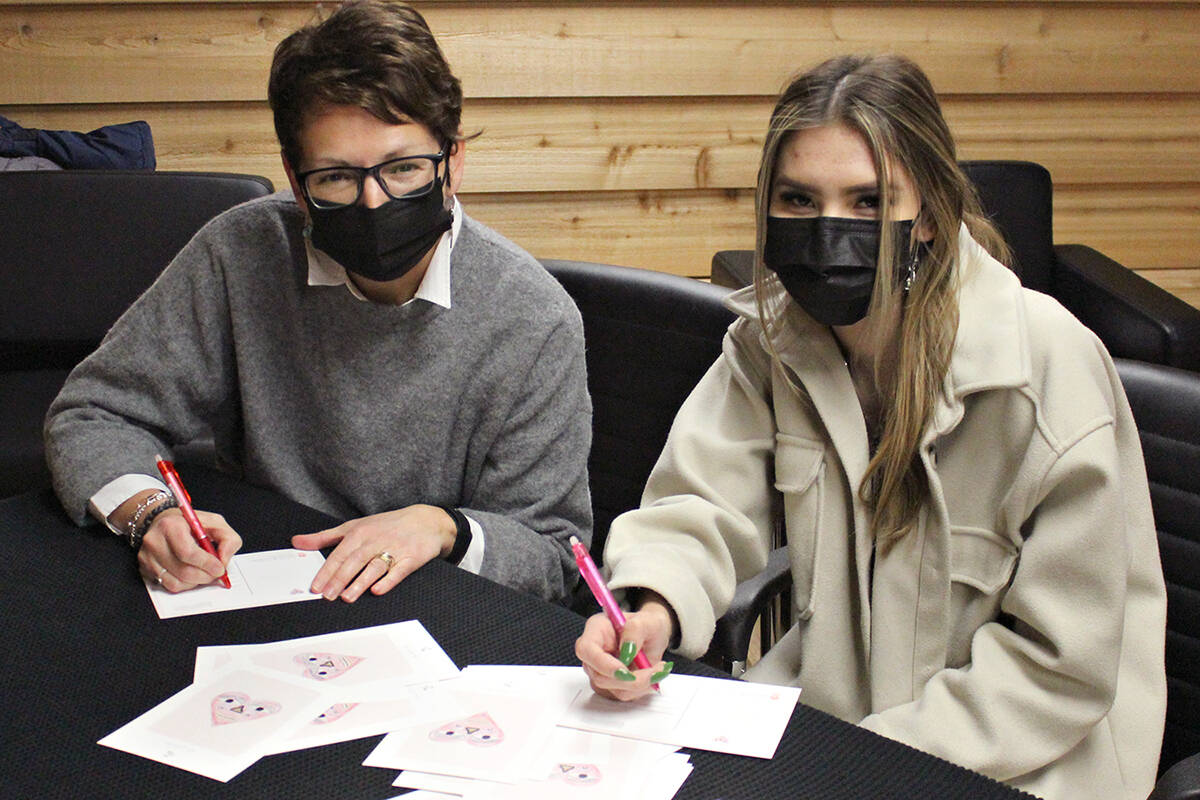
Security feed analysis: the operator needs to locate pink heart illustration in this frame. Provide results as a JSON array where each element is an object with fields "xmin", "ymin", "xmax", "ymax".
[
  {"xmin": 211, "ymin": 692, "xmax": 282, "ymax": 725},
  {"xmin": 555, "ymin": 763, "xmax": 603, "ymax": 784},
  {"xmin": 294, "ymin": 652, "xmax": 363, "ymax": 681},
  {"xmin": 313, "ymin": 702, "xmax": 358, "ymax": 725},
  {"xmin": 428, "ymin": 711, "xmax": 505, "ymax": 746}
]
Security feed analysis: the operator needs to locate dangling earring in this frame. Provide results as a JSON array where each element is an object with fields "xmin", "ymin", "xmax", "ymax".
[{"xmin": 903, "ymin": 246, "xmax": 919, "ymax": 293}]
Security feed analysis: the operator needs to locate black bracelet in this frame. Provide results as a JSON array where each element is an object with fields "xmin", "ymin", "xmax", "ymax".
[
  {"xmin": 129, "ymin": 497, "xmax": 179, "ymax": 550},
  {"xmin": 438, "ymin": 506, "xmax": 473, "ymax": 565}
]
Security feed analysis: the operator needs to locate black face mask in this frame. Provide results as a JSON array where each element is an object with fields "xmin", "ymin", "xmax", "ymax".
[
  {"xmin": 763, "ymin": 216, "xmax": 917, "ymax": 326},
  {"xmin": 306, "ymin": 177, "xmax": 453, "ymax": 283}
]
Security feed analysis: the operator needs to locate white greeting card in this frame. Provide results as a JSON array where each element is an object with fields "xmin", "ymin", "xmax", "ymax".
[
  {"xmin": 194, "ymin": 620, "xmax": 460, "ymax": 698},
  {"xmin": 364, "ymin": 682, "xmax": 559, "ymax": 783},
  {"xmin": 98, "ymin": 668, "xmax": 329, "ymax": 781},
  {"xmin": 558, "ymin": 673, "xmax": 801, "ymax": 759},
  {"xmin": 398, "ymin": 728, "xmax": 682, "ymax": 800},
  {"xmin": 264, "ymin": 681, "xmax": 463, "ymax": 755},
  {"xmin": 144, "ymin": 548, "xmax": 324, "ymax": 618}
]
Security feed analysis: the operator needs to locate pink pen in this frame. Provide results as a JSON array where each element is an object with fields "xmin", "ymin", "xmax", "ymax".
[{"xmin": 570, "ymin": 535, "xmax": 660, "ymax": 690}]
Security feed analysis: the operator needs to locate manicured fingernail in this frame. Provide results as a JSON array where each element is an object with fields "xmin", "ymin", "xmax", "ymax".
[
  {"xmin": 650, "ymin": 661, "xmax": 674, "ymax": 683},
  {"xmin": 618, "ymin": 641, "xmax": 638, "ymax": 666},
  {"xmin": 614, "ymin": 669, "xmax": 636, "ymax": 682}
]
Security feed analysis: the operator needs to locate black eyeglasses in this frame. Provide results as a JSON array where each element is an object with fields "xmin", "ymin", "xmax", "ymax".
[{"xmin": 298, "ymin": 152, "xmax": 445, "ymax": 209}]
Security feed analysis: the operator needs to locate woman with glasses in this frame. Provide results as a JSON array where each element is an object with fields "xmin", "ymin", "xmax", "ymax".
[
  {"xmin": 45, "ymin": 0, "xmax": 592, "ymax": 607},
  {"xmin": 575, "ymin": 54, "xmax": 1165, "ymax": 800}
]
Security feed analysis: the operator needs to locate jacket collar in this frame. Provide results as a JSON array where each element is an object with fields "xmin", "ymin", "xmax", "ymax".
[{"xmin": 928, "ymin": 224, "xmax": 1031, "ymax": 438}]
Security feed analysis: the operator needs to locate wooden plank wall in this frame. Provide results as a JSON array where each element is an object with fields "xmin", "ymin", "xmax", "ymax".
[{"xmin": 2, "ymin": 1, "xmax": 1198, "ymax": 306}]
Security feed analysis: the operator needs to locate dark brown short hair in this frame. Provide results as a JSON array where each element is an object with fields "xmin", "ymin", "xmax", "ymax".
[{"xmin": 268, "ymin": 0, "xmax": 463, "ymax": 168}]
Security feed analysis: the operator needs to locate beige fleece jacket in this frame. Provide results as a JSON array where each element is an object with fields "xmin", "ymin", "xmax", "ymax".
[{"xmin": 604, "ymin": 228, "xmax": 1166, "ymax": 799}]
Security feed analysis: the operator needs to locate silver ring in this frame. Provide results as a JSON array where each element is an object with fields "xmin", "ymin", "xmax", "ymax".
[
  {"xmin": 373, "ymin": 551, "xmax": 396, "ymax": 570},
  {"xmin": 155, "ymin": 566, "xmax": 168, "ymax": 585}
]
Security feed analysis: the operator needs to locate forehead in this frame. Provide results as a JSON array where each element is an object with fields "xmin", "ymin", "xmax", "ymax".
[
  {"xmin": 296, "ymin": 104, "xmax": 439, "ymax": 168},
  {"xmin": 777, "ymin": 123, "xmax": 876, "ymax": 180},
  {"xmin": 774, "ymin": 123, "xmax": 916, "ymax": 194}
]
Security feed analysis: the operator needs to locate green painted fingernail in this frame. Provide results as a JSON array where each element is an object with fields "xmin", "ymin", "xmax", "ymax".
[
  {"xmin": 618, "ymin": 641, "xmax": 638, "ymax": 666},
  {"xmin": 614, "ymin": 668, "xmax": 636, "ymax": 682},
  {"xmin": 650, "ymin": 661, "xmax": 674, "ymax": 683}
]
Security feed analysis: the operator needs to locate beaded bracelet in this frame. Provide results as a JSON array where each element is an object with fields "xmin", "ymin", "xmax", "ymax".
[
  {"xmin": 127, "ymin": 496, "xmax": 180, "ymax": 551},
  {"xmin": 121, "ymin": 490, "xmax": 171, "ymax": 538}
]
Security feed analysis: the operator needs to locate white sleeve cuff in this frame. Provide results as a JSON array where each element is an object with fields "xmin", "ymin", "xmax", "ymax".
[
  {"xmin": 88, "ymin": 474, "xmax": 169, "ymax": 524},
  {"xmin": 456, "ymin": 514, "xmax": 485, "ymax": 574}
]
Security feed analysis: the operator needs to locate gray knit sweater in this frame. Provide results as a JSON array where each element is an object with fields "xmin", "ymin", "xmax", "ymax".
[{"xmin": 45, "ymin": 193, "xmax": 592, "ymax": 603}]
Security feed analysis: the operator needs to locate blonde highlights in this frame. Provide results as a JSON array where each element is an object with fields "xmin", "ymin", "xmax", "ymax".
[{"xmin": 754, "ymin": 54, "xmax": 1010, "ymax": 542}]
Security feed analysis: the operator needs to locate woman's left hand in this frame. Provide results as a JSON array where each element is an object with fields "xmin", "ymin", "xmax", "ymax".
[{"xmin": 291, "ymin": 504, "xmax": 457, "ymax": 602}]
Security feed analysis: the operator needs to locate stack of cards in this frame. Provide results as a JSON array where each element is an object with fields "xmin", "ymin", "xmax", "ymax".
[
  {"xmin": 99, "ymin": 625, "xmax": 800, "ymax": 799},
  {"xmin": 99, "ymin": 620, "xmax": 460, "ymax": 781},
  {"xmin": 365, "ymin": 664, "xmax": 799, "ymax": 799},
  {"xmin": 371, "ymin": 667, "xmax": 694, "ymax": 800}
]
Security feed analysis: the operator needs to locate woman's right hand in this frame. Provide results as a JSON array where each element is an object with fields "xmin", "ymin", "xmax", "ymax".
[
  {"xmin": 138, "ymin": 507, "xmax": 242, "ymax": 592},
  {"xmin": 574, "ymin": 593, "xmax": 677, "ymax": 701}
]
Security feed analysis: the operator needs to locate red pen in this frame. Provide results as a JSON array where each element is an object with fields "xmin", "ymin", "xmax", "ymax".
[
  {"xmin": 155, "ymin": 454, "xmax": 231, "ymax": 589},
  {"xmin": 570, "ymin": 535, "xmax": 660, "ymax": 691}
]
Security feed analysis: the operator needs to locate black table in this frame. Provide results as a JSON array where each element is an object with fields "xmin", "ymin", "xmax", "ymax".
[{"xmin": 1, "ymin": 467, "xmax": 1032, "ymax": 799}]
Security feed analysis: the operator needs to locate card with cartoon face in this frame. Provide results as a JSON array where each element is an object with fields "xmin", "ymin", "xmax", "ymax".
[
  {"xmin": 193, "ymin": 620, "xmax": 459, "ymax": 699},
  {"xmin": 393, "ymin": 727, "xmax": 685, "ymax": 799},
  {"xmin": 98, "ymin": 668, "xmax": 329, "ymax": 782},
  {"xmin": 364, "ymin": 683, "xmax": 559, "ymax": 783},
  {"xmin": 263, "ymin": 680, "xmax": 462, "ymax": 756}
]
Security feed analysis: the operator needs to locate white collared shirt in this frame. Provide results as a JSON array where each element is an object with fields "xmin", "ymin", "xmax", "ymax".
[
  {"xmin": 88, "ymin": 195, "xmax": 484, "ymax": 574},
  {"xmin": 305, "ymin": 196, "xmax": 463, "ymax": 307}
]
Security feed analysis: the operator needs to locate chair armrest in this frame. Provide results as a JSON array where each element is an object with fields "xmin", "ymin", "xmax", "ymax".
[
  {"xmin": 1053, "ymin": 244, "xmax": 1200, "ymax": 371},
  {"xmin": 704, "ymin": 545, "xmax": 792, "ymax": 674},
  {"xmin": 1149, "ymin": 752, "xmax": 1200, "ymax": 800}
]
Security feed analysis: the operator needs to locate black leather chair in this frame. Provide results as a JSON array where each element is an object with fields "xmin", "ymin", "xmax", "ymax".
[
  {"xmin": 540, "ymin": 259, "xmax": 788, "ymax": 672},
  {"xmin": 711, "ymin": 160, "xmax": 1200, "ymax": 372},
  {"xmin": 540, "ymin": 259, "xmax": 735, "ymax": 568},
  {"xmin": 0, "ymin": 170, "xmax": 274, "ymax": 498},
  {"xmin": 1122, "ymin": 360, "xmax": 1200, "ymax": 799}
]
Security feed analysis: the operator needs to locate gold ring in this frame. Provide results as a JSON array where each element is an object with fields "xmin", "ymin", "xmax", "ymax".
[{"xmin": 374, "ymin": 551, "xmax": 396, "ymax": 570}]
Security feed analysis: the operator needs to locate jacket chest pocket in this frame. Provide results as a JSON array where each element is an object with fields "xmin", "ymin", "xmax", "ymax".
[
  {"xmin": 946, "ymin": 526, "xmax": 1019, "ymax": 664},
  {"xmin": 949, "ymin": 526, "xmax": 1018, "ymax": 595},
  {"xmin": 773, "ymin": 434, "xmax": 826, "ymax": 620}
]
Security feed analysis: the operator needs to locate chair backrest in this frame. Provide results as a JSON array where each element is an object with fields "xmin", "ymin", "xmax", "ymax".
[
  {"xmin": 541, "ymin": 260, "xmax": 735, "ymax": 561},
  {"xmin": 0, "ymin": 170, "xmax": 274, "ymax": 370},
  {"xmin": 0, "ymin": 170, "xmax": 273, "ymax": 498},
  {"xmin": 710, "ymin": 160, "xmax": 1055, "ymax": 293},
  {"xmin": 959, "ymin": 160, "xmax": 1054, "ymax": 294},
  {"xmin": 1114, "ymin": 358, "xmax": 1200, "ymax": 775}
]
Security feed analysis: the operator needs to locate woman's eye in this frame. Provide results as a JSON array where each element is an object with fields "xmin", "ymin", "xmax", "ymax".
[
  {"xmin": 777, "ymin": 191, "xmax": 813, "ymax": 208},
  {"xmin": 314, "ymin": 171, "xmax": 354, "ymax": 186},
  {"xmin": 856, "ymin": 194, "xmax": 881, "ymax": 210},
  {"xmin": 383, "ymin": 162, "xmax": 417, "ymax": 176}
]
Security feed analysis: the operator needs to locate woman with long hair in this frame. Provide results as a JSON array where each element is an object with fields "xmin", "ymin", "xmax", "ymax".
[{"xmin": 575, "ymin": 54, "xmax": 1165, "ymax": 800}]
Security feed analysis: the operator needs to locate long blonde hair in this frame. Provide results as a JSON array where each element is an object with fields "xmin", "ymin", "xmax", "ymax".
[{"xmin": 753, "ymin": 54, "xmax": 1010, "ymax": 542}]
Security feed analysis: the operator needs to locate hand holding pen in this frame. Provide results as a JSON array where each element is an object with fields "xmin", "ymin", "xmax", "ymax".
[
  {"xmin": 571, "ymin": 536, "xmax": 674, "ymax": 699},
  {"xmin": 153, "ymin": 455, "xmax": 233, "ymax": 589}
]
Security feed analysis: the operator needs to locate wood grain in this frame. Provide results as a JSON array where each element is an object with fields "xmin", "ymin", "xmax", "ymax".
[
  {"xmin": 3, "ymin": 3, "xmax": 1199, "ymax": 104},
  {"xmin": 6, "ymin": 95, "xmax": 1198, "ymax": 189},
  {"xmin": 2, "ymin": 0, "xmax": 1197, "ymax": 308}
]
